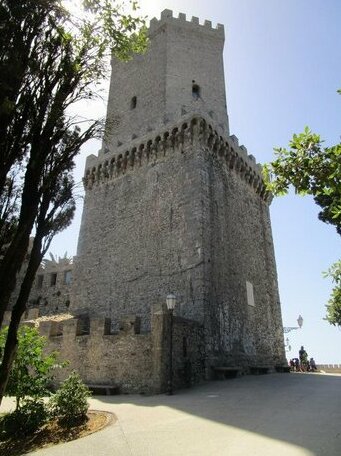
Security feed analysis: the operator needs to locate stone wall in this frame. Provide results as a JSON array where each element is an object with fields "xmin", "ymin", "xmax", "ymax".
[
  {"xmin": 172, "ymin": 316, "xmax": 206, "ymax": 388},
  {"xmin": 202, "ymin": 143, "xmax": 285, "ymax": 368},
  {"xmin": 39, "ymin": 316, "xmax": 153, "ymax": 393},
  {"xmin": 3, "ymin": 309, "xmax": 206, "ymax": 394},
  {"xmin": 8, "ymin": 248, "xmax": 73, "ymax": 316},
  {"xmin": 73, "ymin": 115, "xmax": 285, "ymax": 370},
  {"xmin": 316, "ymin": 364, "xmax": 341, "ymax": 373},
  {"xmin": 29, "ymin": 257, "xmax": 73, "ymax": 316},
  {"xmin": 73, "ymin": 118, "xmax": 268, "ymax": 332},
  {"xmin": 73, "ymin": 119, "xmax": 212, "ymax": 330}
]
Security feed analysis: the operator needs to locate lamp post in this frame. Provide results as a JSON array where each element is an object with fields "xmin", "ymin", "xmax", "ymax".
[
  {"xmin": 283, "ymin": 315, "xmax": 303, "ymax": 356},
  {"xmin": 283, "ymin": 315, "xmax": 303, "ymax": 333},
  {"xmin": 284, "ymin": 337, "xmax": 291, "ymax": 352},
  {"xmin": 166, "ymin": 293, "xmax": 176, "ymax": 395}
]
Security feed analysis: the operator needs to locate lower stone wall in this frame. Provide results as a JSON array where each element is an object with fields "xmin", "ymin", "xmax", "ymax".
[
  {"xmin": 317, "ymin": 364, "xmax": 341, "ymax": 374},
  {"xmin": 2, "ymin": 309, "xmax": 206, "ymax": 394},
  {"xmin": 39, "ymin": 312, "xmax": 207, "ymax": 393},
  {"xmin": 40, "ymin": 317, "xmax": 153, "ymax": 394},
  {"xmin": 4, "ymin": 308, "xmax": 290, "ymax": 394}
]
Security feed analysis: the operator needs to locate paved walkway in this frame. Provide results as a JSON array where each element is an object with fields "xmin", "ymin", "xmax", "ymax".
[{"xmin": 2, "ymin": 373, "xmax": 340, "ymax": 455}]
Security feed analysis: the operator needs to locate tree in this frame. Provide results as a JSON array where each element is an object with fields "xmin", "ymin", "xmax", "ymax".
[
  {"xmin": 263, "ymin": 94, "xmax": 341, "ymax": 325},
  {"xmin": 0, "ymin": 172, "xmax": 20, "ymax": 256},
  {"xmin": 0, "ymin": 0, "xmax": 147, "ymax": 404},
  {"xmin": 0, "ymin": 325, "xmax": 63, "ymax": 435},
  {"xmin": 263, "ymin": 126, "xmax": 341, "ymax": 234},
  {"xmin": 323, "ymin": 260, "xmax": 341, "ymax": 327},
  {"xmin": 0, "ymin": 326, "xmax": 60, "ymax": 410}
]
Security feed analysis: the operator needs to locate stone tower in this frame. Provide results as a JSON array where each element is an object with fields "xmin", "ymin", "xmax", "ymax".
[
  {"xmin": 72, "ymin": 10, "xmax": 286, "ymax": 370},
  {"xmin": 104, "ymin": 9, "xmax": 229, "ymax": 152}
]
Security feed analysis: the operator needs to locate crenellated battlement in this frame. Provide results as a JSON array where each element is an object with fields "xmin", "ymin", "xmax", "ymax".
[
  {"xmin": 2, "ymin": 310, "xmax": 142, "ymax": 338},
  {"xmin": 149, "ymin": 9, "xmax": 224, "ymax": 37},
  {"xmin": 2, "ymin": 309, "xmax": 205, "ymax": 394},
  {"xmin": 83, "ymin": 116, "xmax": 271, "ymax": 202},
  {"xmin": 38, "ymin": 314, "xmax": 142, "ymax": 338}
]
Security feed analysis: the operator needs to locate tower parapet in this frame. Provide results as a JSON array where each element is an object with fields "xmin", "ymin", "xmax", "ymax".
[
  {"xmin": 84, "ymin": 115, "xmax": 271, "ymax": 203},
  {"xmin": 149, "ymin": 9, "xmax": 224, "ymax": 36}
]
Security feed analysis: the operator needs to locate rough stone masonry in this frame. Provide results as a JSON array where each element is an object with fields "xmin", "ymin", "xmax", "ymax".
[{"xmin": 8, "ymin": 9, "xmax": 287, "ymax": 392}]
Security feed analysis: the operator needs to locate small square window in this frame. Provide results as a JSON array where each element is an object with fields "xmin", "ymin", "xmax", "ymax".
[
  {"xmin": 64, "ymin": 270, "xmax": 72, "ymax": 285},
  {"xmin": 36, "ymin": 275, "xmax": 44, "ymax": 289},
  {"xmin": 130, "ymin": 96, "xmax": 137, "ymax": 109},
  {"xmin": 183, "ymin": 336, "xmax": 187, "ymax": 358},
  {"xmin": 192, "ymin": 82, "xmax": 200, "ymax": 99},
  {"xmin": 50, "ymin": 273, "xmax": 57, "ymax": 287}
]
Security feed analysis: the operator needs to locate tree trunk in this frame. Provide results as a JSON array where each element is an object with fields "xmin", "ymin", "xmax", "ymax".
[
  {"xmin": 0, "ymin": 309, "xmax": 21, "ymax": 407},
  {"xmin": 0, "ymin": 233, "xmax": 43, "ymax": 406},
  {"xmin": 0, "ymin": 153, "xmax": 43, "ymax": 326}
]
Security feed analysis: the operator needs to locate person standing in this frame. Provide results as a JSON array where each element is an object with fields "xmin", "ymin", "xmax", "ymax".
[{"xmin": 299, "ymin": 346, "xmax": 308, "ymax": 371}]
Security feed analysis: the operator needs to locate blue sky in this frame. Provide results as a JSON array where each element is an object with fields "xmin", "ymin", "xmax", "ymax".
[{"xmin": 53, "ymin": 0, "xmax": 341, "ymax": 363}]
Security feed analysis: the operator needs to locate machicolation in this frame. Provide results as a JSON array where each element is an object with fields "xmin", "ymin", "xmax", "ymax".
[{"xmin": 83, "ymin": 116, "xmax": 271, "ymax": 202}]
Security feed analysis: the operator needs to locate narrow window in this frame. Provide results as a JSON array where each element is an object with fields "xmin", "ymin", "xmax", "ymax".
[
  {"xmin": 130, "ymin": 96, "xmax": 137, "ymax": 109},
  {"xmin": 64, "ymin": 270, "xmax": 72, "ymax": 285},
  {"xmin": 192, "ymin": 81, "xmax": 200, "ymax": 99},
  {"xmin": 50, "ymin": 273, "xmax": 57, "ymax": 287},
  {"xmin": 36, "ymin": 275, "xmax": 44, "ymax": 289},
  {"xmin": 183, "ymin": 336, "xmax": 188, "ymax": 358}
]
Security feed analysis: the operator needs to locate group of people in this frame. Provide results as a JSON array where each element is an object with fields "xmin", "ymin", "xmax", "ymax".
[{"xmin": 289, "ymin": 346, "xmax": 317, "ymax": 372}]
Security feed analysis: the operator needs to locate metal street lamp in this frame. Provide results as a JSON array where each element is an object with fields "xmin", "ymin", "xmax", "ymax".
[
  {"xmin": 297, "ymin": 315, "xmax": 303, "ymax": 328},
  {"xmin": 166, "ymin": 293, "xmax": 176, "ymax": 395},
  {"xmin": 283, "ymin": 315, "xmax": 303, "ymax": 355},
  {"xmin": 166, "ymin": 293, "xmax": 176, "ymax": 312},
  {"xmin": 283, "ymin": 315, "xmax": 304, "ymax": 333},
  {"xmin": 284, "ymin": 337, "xmax": 291, "ymax": 352}
]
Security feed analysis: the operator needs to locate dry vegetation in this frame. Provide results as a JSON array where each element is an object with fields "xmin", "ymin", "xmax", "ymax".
[{"xmin": 0, "ymin": 410, "xmax": 115, "ymax": 455}]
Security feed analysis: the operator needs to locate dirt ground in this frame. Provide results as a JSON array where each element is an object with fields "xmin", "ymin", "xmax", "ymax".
[{"xmin": 0, "ymin": 410, "xmax": 115, "ymax": 456}]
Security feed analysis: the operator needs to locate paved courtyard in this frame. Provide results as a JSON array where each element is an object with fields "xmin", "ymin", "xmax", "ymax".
[{"xmin": 2, "ymin": 372, "xmax": 340, "ymax": 455}]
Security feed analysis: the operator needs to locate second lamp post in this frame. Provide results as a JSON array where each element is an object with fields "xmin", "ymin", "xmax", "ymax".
[{"xmin": 166, "ymin": 293, "xmax": 176, "ymax": 395}]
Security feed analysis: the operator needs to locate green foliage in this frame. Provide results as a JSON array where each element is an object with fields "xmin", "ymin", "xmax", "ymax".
[
  {"xmin": 0, "ymin": 398, "xmax": 47, "ymax": 436},
  {"xmin": 0, "ymin": 326, "xmax": 60, "ymax": 409},
  {"xmin": 0, "ymin": 173, "xmax": 20, "ymax": 256},
  {"xmin": 263, "ymin": 89, "xmax": 341, "ymax": 326},
  {"xmin": 66, "ymin": 0, "xmax": 148, "ymax": 80},
  {"xmin": 0, "ymin": 0, "xmax": 149, "ymax": 294},
  {"xmin": 263, "ymin": 126, "xmax": 341, "ymax": 235},
  {"xmin": 49, "ymin": 371, "xmax": 90, "ymax": 426},
  {"xmin": 0, "ymin": 0, "xmax": 148, "ymax": 288},
  {"xmin": 323, "ymin": 260, "xmax": 341, "ymax": 326}
]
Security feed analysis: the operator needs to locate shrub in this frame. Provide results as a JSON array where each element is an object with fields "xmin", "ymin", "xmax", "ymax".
[
  {"xmin": 49, "ymin": 371, "xmax": 90, "ymax": 426},
  {"xmin": 1, "ymin": 399, "xmax": 48, "ymax": 436}
]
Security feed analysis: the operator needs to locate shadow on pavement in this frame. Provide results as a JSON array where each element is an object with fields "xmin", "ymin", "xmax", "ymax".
[{"xmin": 94, "ymin": 373, "xmax": 341, "ymax": 455}]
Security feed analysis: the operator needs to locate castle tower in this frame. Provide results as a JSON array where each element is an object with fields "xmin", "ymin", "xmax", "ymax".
[
  {"xmin": 72, "ymin": 10, "xmax": 286, "ymax": 369},
  {"xmin": 103, "ymin": 9, "xmax": 229, "ymax": 154}
]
